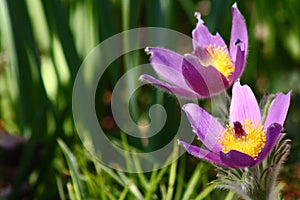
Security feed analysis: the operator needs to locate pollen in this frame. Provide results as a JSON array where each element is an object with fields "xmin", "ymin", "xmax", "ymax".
[
  {"xmin": 218, "ymin": 119, "xmax": 266, "ymax": 160},
  {"xmin": 201, "ymin": 44, "xmax": 235, "ymax": 80}
]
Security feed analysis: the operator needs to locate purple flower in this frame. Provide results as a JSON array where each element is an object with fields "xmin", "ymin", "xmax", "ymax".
[
  {"xmin": 178, "ymin": 81, "xmax": 291, "ymax": 168},
  {"xmin": 140, "ymin": 4, "xmax": 248, "ymax": 98}
]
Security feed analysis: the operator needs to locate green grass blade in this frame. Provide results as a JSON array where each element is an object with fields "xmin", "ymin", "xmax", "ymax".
[
  {"xmin": 182, "ymin": 163, "xmax": 203, "ymax": 200},
  {"xmin": 119, "ymin": 184, "xmax": 130, "ymax": 200},
  {"xmin": 93, "ymin": 159, "xmax": 125, "ymax": 187},
  {"xmin": 145, "ymin": 148, "xmax": 177, "ymax": 200},
  {"xmin": 166, "ymin": 143, "xmax": 179, "ymax": 200},
  {"xmin": 194, "ymin": 184, "xmax": 215, "ymax": 200},
  {"xmin": 120, "ymin": 132, "xmax": 133, "ymax": 172},
  {"xmin": 58, "ymin": 139, "xmax": 85, "ymax": 200},
  {"xmin": 131, "ymin": 149, "xmax": 150, "ymax": 190},
  {"xmin": 224, "ymin": 191, "xmax": 235, "ymax": 200},
  {"xmin": 117, "ymin": 170, "xmax": 144, "ymax": 199},
  {"xmin": 3, "ymin": 0, "xmax": 45, "ymax": 130},
  {"xmin": 56, "ymin": 176, "xmax": 66, "ymax": 200},
  {"xmin": 66, "ymin": 182, "xmax": 76, "ymax": 200},
  {"xmin": 174, "ymin": 155, "xmax": 186, "ymax": 200},
  {"xmin": 41, "ymin": 0, "xmax": 81, "ymax": 81},
  {"xmin": 1, "ymin": 1, "xmax": 50, "ymax": 198},
  {"xmin": 96, "ymin": 0, "xmax": 121, "ymax": 85},
  {"xmin": 121, "ymin": 0, "xmax": 141, "ymax": 123}
]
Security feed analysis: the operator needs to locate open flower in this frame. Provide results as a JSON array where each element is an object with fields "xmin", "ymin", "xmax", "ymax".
[
  {"xmin": 140, "ymin": 4, "xmax": 248, "ymax": 98},
  {"xmin": 178, "ymin": 81, "xmax": 291, "ymax": 168}
]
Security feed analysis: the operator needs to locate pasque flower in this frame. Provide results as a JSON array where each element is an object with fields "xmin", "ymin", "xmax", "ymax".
[
  {"xmin": 140, "ymin": 4, "xmax": 248, "ymax": 98},
  {"xmin": 178, "ymin": 81, "xmax": 291, "ymax": 168}
]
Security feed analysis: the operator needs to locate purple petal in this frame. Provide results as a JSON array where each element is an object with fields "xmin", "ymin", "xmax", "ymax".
[
  {"xmin": 146, "ymin": 47, "xmax": 183, "ymax": 72},
  {"xmin": 230, "ymin": 81, "xmax": 261, "ymax": 124},
  {"xmin": 264, "ymin": 92, "xmax": 291, "ymax": 129},
  {"xmin": 232, "ymin": 45, "xmax": 246, "ymax": 81},
  {"xmin": 220, "ymin": 150, "xmax": 255, "ymax": 168},
  {"xmin": 183, "ymin": 103, "xmax": 223, "ymax": 152},
  {"xmin": 182, "ymin": 54, "xmax": 229, "ymax": 97},
  {"xmin": 178, "ymin": 140, "xmax": 226, "ymax": 166},
  {"xmin": 192, "ymin": 13, "xmax": 226, "ymax": 50},
  {"xmin": 139, "ymin": 74, "xmax": 199, "ymax": 98},
  {"xmin": 229, "ymin": 4, "xmax": 248, "ymax": 63},
  {"xmin": 146, "ymin": 47, "xmax": 192, "ymax": 89},
  {"xmin": 193, "ymin": 46, "xmax": 213, "ymax": 66},
  {"xmin": 255, "ymin": 123, "xmax": 282, "ymax": 164}
]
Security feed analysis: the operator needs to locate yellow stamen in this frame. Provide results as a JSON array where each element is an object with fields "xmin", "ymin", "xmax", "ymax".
[
  {"xmin": 218, "ymin": 119, "xmax": 266, "ymax": 160},
  {"xmin": 200, "ymin": 44, "xmax": 235, "ymax": 80}
]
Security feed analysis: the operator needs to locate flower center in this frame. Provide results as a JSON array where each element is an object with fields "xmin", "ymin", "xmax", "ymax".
[
  {"xmin": 198, "ymin": 44, "xmax": 235, "ymax": 80},
  {"xmin": 218, "ymin": 119, "xmax": 266, "ymax": 160}
]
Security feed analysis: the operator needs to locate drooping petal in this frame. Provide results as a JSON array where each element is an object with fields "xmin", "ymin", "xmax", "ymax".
[
  {"xmin": 229, "ymin": 3, "xmax": 248, "ymax": 63},
  {"xmin": 264, "ymin": 92, "xmax": 291, "ymax": 129},
  {"xmin": 220, "ymin": 150, "xmax": 255, "ymax": 168},
  {"xmin": 183, "ymin": 103, "xmax": 223, "ymax": 152},
  {"xmin": 178, "ymin": 140, "xmax": 226, "ymax": 166},
  {"xmin": 255, "ymin": 123, "xmax": 282, "ymax": 164},
  {"xmin": 230, "ymin": 81, "xmax": 261, "ymax": 124},
  {"xmin": 182, "ymin": 54, "xmax": 229, "ymax": 97},
  {"xmin": 192, "ymin": 13, "xmax": 226, "ymax": 50},
  {"xmin": 145, "ymin": 47, "xmax": 192, "ymax": 89},
  {"xmin": 139, "ymin": 75, "xmax": 199, "ymax": 98},
  {"xmin": 231, "ymin": 45, "xmax": 246, "ymax": 81}
]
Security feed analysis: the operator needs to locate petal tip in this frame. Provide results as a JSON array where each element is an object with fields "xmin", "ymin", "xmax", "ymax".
[
  {"xmin": 182, "ymin": 103, "xmax": 194, "ymax": 112},
  {"xmin": 232, "ymin": 2, "xmax": 238, "ymax": 9},
  {"xmin": 270, "ymin": 122, "xmax": 282, "ymax": 131},
  {"xmin": 232, "ymin": 79, "xmax": 241, "ymax": 88},
  {"xmin": 232, "ymin": 2, "xmax": 241, "ymax": 13},
  {"xmin": 194, "ymin": 12, "xmax": 203, "ymax": 23},
  {"xmin": 177, "ymin": 139, "xmax": 184, "ymax": 146},
  {"xmin": 177, "ymin": 140, "xmax": 191, "ymax": 150},
  {"xmin": 138, "ymin": 74, "xmax": 156, "ymax": 84},
  {"xmin": 145, "ymin": 47, "xmax": 152, "ymax": 54},
  {"xmin": 138, "ymin": 74, "xmax": 147, "ymax": 81}
]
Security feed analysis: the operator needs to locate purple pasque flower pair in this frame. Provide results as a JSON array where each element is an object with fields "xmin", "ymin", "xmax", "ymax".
[
  {"xmin": 140, "ymin": 4, "xmax": 248, "ymax": 98},
  {"xmin": 140, "ymin": 3, "xmax": 291, "ymax": 168},
  {"xmin": 178, "ymin": 81, "xmax": 291, "ymax": 168}
]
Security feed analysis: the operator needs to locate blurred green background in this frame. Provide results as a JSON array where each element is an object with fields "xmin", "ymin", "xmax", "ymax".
[{"xmin": 0, "ymin": 0, "xmax": 299, "ymax": 199}]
